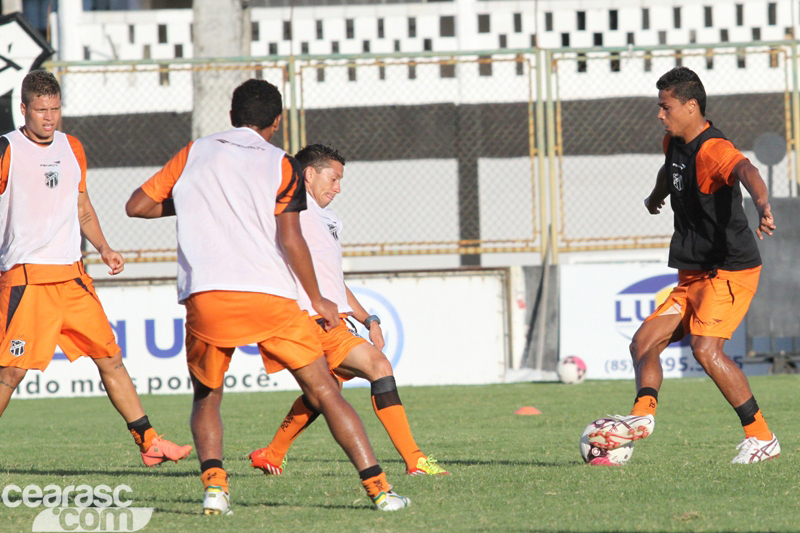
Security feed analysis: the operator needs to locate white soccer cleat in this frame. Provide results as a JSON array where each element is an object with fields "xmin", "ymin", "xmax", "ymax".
[
  {"xmin": 372, "ymin": 491, "xmax": 411, "ymax": 511},
  {"xmin": 731, "ymin": 434, "xmax": 781, "ymax": 464},
  {"xmin": 203, "ymin": 486, "xmax": 233, "ymax": 516},
  {"xmin": 580, "ymin": 421, "xmax": 635, "ymax": 465},
  {"xmin": 588, "ymin": 414, "xmax": 655, "ymax": 450}
]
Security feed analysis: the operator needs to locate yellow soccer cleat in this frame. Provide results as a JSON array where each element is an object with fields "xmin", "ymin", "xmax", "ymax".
[{"xmin": 406, "ymin": 455, "xmax": 449, "ymax": 475}]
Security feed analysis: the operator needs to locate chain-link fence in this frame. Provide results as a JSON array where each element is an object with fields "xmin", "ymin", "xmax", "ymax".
[
  {"xmin": 296, "ymin": 54, "xmax": 538, "ymax": 258},
  {"xmin": 552, "ymin": 44, "xmax": 793, "ymax": 253},
  {"xmin": 41, "ymin": 42, "xmax": 798, "ymax": 264}
]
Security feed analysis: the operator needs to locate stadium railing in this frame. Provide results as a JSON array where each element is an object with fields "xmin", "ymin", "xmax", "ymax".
[{"xmin": 41, "ymin": 41, "xmax": 798, "ymax": 265}]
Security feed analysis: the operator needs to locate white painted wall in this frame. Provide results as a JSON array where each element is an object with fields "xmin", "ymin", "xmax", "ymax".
[{"xmin": 12, "ymin": 269, "xmax": 509, "ymax": 399}]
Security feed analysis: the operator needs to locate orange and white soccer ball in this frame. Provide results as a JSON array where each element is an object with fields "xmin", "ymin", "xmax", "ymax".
[
  {"xmin": 557, "ymin": 355, "xmax": 587, "ymax": 384},
  {"xmin": 580, "ymin": 420, "xmax": 634, "ymax": 466}
]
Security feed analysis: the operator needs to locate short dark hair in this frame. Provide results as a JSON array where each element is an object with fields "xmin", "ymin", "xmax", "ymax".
[
  {"xmin": 295, "ymin": 144, "xmax": 346, "ymax": 172},
  {"xmin": 230, "ymin": 79, "xmax": 283, "ymax": 129},
  {"xmin": 21, "ymin": 70, "xmax": 60, "ymax": 105},
  {"xmin": 656, "ymin": 67, "xmax": 706, "ymax": 116}
]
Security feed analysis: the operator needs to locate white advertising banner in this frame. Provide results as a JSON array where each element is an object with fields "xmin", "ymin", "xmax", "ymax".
[
  {"xmin": 559, "ymin": 263, "xmax": 771, "ymax": 380},
  {"xmin": 13, "ymin": 269, "xmax": 508, "ymax": 399}
]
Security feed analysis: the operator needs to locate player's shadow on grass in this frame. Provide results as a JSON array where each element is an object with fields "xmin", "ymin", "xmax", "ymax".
[
  {"xmin": 425, "ymin": 458, "xmax": 571, "ymax": 467},
  {"xmin": 238, "ymin": 457, "xmax": 572, "ymax": 471},
  {"xmin": 151, "ymin": 499, "xmax": 365, "ymax": 514},
  {"xmin": 1, "ymin": 468, "xmax": 197, "ymax": 478}
]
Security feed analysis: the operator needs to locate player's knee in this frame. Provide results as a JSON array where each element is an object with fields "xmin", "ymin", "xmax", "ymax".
[
  {"xmin": 690, "ymin": 340, "xmax": 722, "ymax": 368},
  {"xmin": 304, "ymin": 382, "xmax": 342, "ymax": 412},
  {"xmin": 302, "ymin": 392, "xmax": 323, "ymax": 412},
  {"xmin": 629, "ymin": 337, "xmax": 651, "ymax": 361},
  {"xmin": 365, "ymin": 354, "xmax": 393, "ymax": 381},
  {"xmin": 628, "ymin": 341, "xmax": 638, "ymax": 360}
]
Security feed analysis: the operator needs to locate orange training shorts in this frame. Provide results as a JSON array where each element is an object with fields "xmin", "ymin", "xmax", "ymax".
[
  {"xmin": 310, "ymin": 314, "xmax": 368, "ymax": 382},
  {"xmin": 185, "ymin": 291, "xmax": 323, "ymax": 388},
  {"xmin": 0, "ymin": 273, "xmax": 120, "ymax": 370},
  {"xmin": 645, "ymin": 266, "xmax": 761, "ymax": 340}
]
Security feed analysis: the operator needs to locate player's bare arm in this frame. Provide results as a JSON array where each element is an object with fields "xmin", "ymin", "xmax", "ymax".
[
  {"xmin": 733, "ymin": 159, "xmax": 775, "ymax": 239},
  {"xmin": 277, "ymin": 211, "xmax": 339, "ymax": 329},
  {"xmin": 644, "ymin": 165, "xmax": 669, "ymax": 215},
  {"xmin": 126, "ymin": 187, "xmax": 176, "ymax": 218},
  {"xmin": 78, "ymin": 190, "xmax": 124, "ymax": 275},
  {"xmin": 346, "ymin": 285, "xmax": 385, "ymax": 351}
]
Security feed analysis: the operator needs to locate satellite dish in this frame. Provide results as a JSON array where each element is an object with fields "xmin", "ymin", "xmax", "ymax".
[{"xmin": 753, "ymin": 132, "xmax": 786, "ymax": 166}]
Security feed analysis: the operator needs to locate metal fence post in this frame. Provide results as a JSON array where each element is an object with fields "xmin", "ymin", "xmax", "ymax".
[
  {"xmin": 288, "ymin": 55, "xmax": 300, "ymax": 156},
  {"xmin": 535, "ymin": 48, "xmax": 549, "ymax": 262},
  {"xmin": 544, "ymin": 49, "xmax": 559, "ymax": 264},
  {"xmin": 792, "ymin": 41, "xmax": 800, "ymax": 190}
]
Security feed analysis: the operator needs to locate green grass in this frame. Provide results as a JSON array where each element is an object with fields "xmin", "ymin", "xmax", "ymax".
[{"xmin": 2, "ymin": 375, "xmax": 800, "ymax": 532}]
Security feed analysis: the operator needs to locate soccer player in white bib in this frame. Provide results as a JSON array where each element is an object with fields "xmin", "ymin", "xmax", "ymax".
[
  {"xmin": 0, "ymin": 70, "xmax": 191, "ymax": 467},
  {"xmin": 249, "ymin": 144, "xmax": 448, "ymax": 477},
  {"xmin": 126, "ymin": 81, "xmax": 410, "ymax": 514}
]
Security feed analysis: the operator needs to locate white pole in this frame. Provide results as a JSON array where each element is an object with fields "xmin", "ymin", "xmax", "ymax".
[{"xmin": 192, "ymin": 0, "xmax": 251, "ymax": 139}]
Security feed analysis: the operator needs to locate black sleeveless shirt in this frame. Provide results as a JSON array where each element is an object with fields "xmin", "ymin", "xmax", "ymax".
[{"xmin": 665, "ymin": 124, "xmax": 761, "ymax": 271}]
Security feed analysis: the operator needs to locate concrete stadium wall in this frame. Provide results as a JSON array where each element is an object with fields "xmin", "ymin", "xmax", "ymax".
[{"xmin": 12, "ymin": 269, "xmax": 510, "ymax": 399}]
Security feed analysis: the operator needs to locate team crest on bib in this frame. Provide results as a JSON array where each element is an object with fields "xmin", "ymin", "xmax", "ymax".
[
  {"xmin": 327, "ymin": 223, "xmax": 339, "ymax": 241},
  {"xmin": 672, "ymin": 172, "xmax": 683, "ymax": 191},
  {"xmin": 10, "ymin": 339, "xmax": 25, "ymax": 357},
  {"xmin": 671, "ymin": 162, "xmax": 685, "ymax": 192},
  {"xmin": 44, "ymin": 171, "xmax": 59, "ymax": 189}
]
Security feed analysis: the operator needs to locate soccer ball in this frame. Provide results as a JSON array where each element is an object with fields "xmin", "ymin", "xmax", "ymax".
[
  {"xmin": 580, "ymin": 420, "xmax": 634, "ymax": 466},
  {"xmin": 557, "ymin": 355, "xmax": 587, "ymax": 384}
]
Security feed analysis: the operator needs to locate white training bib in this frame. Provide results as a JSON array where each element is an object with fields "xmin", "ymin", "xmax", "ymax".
[
  {"xmin": 0, "ymin": 130, "xmax": 82, "ymax": 270},
  {"xmin": 296, "ymin": 194, "xmax": 352, "ymax": 315}
]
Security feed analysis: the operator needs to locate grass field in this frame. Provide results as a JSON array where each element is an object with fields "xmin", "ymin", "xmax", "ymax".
[{"xmin": 1, "ymin": 375, "xmax": 799, "ymax": 532}]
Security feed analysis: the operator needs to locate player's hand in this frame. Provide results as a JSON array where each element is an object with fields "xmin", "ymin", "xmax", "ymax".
[
  {"xmin": 368, "ymin": 323, "xmax": 385, "ymax": 351},
  {"xmin": 756, "ymin": 204, "xmax": 776, "ymax": 240},
  {"xmin": 312, "ymin": 297, "xmax": 339, "ymax": 331},
  {"xmin": 99, "ymin": 246, "xmax": 125, "ymax": 275},
  {"xmin": 644, "ymin": 196, "xmax": 665, "ymax": 215}
]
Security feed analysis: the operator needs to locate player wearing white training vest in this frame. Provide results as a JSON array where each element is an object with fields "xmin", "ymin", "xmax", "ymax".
[
  {"xmin": 250, "ymin": 144, "xmax": 448, "ymax": 477},
  {"xmin": 0, "ymin": 69, "xmax": 191, "ymax": 468},
  {"xmin": 126, "ymin": 80, "xmax": 410, "ymax": 515},
  {"xmin": 0, "ymin": 129, "xmax": 83, "ymax": 269},
  {"xmin": 294, "ymin": 188, "xmax": 351, "ymax": 315}
]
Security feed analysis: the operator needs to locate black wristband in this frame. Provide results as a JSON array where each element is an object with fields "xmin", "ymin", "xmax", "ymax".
[{"xmin": 364, "ymin": 314, "xmax": 380, "ymax": 328}]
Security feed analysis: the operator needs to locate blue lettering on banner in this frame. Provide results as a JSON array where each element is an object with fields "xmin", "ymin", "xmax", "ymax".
[
  {"xmin": 614, "ymin": 301, "xmax": 632, "ymax": 322},
  {"xmin": 635, "ymin": 299, "xmax": 655, "ymax": 322},
  {"xmin": 145, "ymin": 318, "xmax": 183, "ymax": 358},
  {"xmin": 614, "ymin": 273, "xmax": 685, "ymax": 344},
  {"xmin": 110, "ymin": 320, "xmax": 127, "ymax": 358},
  {"xmin": 616, "ymin": 299, "xmax": 657, "ymax": 322},
  {"xmin": 347, "ymin": 286, "xmax": 404, "ymax": 369}
]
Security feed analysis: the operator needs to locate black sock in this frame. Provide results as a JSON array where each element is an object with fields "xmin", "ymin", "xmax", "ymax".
[
  {"xmin": 636, "ymin": 387, "xmax": 659, "ymax": 402},
  {"xmin": 734, "ymin": 396, "xmax": 759, "ymax": 426},
  {"xmin": 358, "ymin": 465, "xmax": 383, "ymax": 481},
  {"xmin": 371, "ymin": 376, "xmax": 402, "ymax": 410},
  {"xmin": 201, "ymin": 459, "xmax": 224, "ymax": 473},
  {"xmin": 126, "ymin": 415, "xmax": 152, "ymax": 442}
]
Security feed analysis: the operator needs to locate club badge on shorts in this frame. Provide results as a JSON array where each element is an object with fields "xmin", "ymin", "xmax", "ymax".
[{"xmin": 10, "ymin": 339, "xmax": 25, "ymax": 357}]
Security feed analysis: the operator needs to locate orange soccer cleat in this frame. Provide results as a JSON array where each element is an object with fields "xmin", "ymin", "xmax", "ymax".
[
  {"xmin": 141, "ymin": 436, "xmax": 193, "ymax": 467},
  {"xmin": 249, "ymin": 448, "xmax": 285, "ymax": 476}
]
